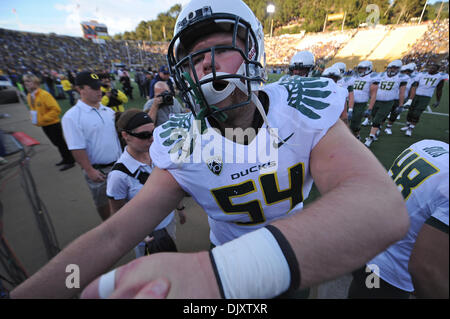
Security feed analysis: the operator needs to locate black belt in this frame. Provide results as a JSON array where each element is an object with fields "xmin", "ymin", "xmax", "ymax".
[{"xmin": 92, "ymin": 162, "xmax": 115, "ymax": 169}]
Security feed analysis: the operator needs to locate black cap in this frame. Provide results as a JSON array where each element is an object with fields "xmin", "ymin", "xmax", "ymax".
[
  {"xmin": 159, "ymin": 65, "xmax": 170, "ymax": 74},
  {"xmin": 75, "ymin": 71, "xmax": 102, "ymax": 89}
]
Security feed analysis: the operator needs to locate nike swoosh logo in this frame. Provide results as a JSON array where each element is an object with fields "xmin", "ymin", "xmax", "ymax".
[{"xmin": 274, "ymin": 132, "xmax": 294, "ymax": 149}]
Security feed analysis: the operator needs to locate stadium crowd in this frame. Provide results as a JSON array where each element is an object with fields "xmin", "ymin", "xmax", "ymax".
[{"xmin": 402, "ymin": 19, "xmax": 449, "ymax": 72}]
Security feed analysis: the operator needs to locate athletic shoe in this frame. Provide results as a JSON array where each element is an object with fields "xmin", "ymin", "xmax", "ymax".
[
  {"xmin": 400, "ymin": 125, "xmax": 410, "ymax": 131},
  {"xmin": 384, "ymin": 127, "xmax": 392, "ymax": 135},
  {"xmin": 405, "ymin": 128, "xmax": 412, "ymax": 137},
  {"xmin": 361, "ymin": 118, "xmax": 370, "ymax": 126},
  {"xmin": 364, "ymin": 137, "xmax": 373, "ymax": 147}
]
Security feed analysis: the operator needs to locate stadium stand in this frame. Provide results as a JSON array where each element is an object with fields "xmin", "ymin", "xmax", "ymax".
[{"xmin": 366, "ymin": 24, "xmax": 429, "ymax": 70}]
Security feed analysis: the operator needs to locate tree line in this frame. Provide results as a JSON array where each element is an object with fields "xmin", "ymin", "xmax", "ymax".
[{"xmin": 113, "ymin": 0, "xmax": 449, "ymax": 41}]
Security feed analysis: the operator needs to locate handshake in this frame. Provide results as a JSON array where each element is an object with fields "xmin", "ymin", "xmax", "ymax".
[{"xmin": 395, "ymin": 99, "xmax": 412, "ymax": 114}]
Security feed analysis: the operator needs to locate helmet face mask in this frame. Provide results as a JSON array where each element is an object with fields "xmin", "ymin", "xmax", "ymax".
[
  {"xmin": 289, "ymin": 63, "xmax": 314, "ymax": 76},
  {"xmin": 289, "ymin": 51, "xmax": 315, "ymax": 76},
  {"xmin": 387, "ymin": 66, "xmax": 400, "ymax": 77},
  {"xmin": 167, "ymin": 1, "xmax": 266, "ymax": 121},
  {"xmin": 357, "ymin": 61, "xmax": 372, "ymax": 77}
]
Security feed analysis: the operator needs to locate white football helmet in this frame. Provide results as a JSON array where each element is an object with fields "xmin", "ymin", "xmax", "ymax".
[
  {"xmin": 357, "ymin": 61, "xmax": 373, "ymax": 77},
  {"xmin": 387, "ymin": 60, "xmax": 402, "ymax": 77},
  {"xmin": 167, "ymin": 0, "xmax": 266, "ymax": 119},
  {"xmin": 332, "ymin": 62, "xmax": 346, "ymax": 76},
  {"xmin": 400, "ymin": 63, "xmax": 415, "ymax": 74},
  {"xmin": 322, "ymin": 66, "xmax": 342, "ymax": 82},
  {"xmin": 289, "ymin": 51, "xmax": 315, "ymax": 76}
]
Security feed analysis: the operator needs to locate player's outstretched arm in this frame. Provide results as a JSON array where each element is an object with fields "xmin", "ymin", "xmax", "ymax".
[
  {"xmin": 10, "ymin": 167, "xmax": 185, "ymax": 299},
  {"xmin": 82, "ymin": 120, "xmax": 409, "ymax": 299},
  {"xmin": 271, "ymin": 119, "xmax": 409, "ymax": 288}
]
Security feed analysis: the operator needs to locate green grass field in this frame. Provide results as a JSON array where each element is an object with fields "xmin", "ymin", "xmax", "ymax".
[{"xmin": 56, "ymin": 72, "xmax": 448, "ymax": 178}]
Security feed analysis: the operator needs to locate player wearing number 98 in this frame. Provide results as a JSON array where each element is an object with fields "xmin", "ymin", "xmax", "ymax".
[
  {"xmin": 10, "ymin": 0, "xmax": 408, "ymax": 299},
  {"xmin": 348, "ymin": 140, "xmax": 449, "ymax": 298}
]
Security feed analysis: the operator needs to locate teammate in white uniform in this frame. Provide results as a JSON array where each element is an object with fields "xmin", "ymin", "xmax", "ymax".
[
  {"xmin": 384, "ymin": 63, "xmax": 417, "ymax": 135},
  {"xmin": 364, "ymin": 60, "xmax": 408, "ymax": 147},
  {"xmin": 11, "ymin": 0, "xmax": 409, "ymax": 299},
  {"xmin": 400, "ymin": 61, "xmax": 448, "ymax": 136},
  {"xmin": 350, "ymin": 61, "xmax": 379, "ymax": 139},
  {"xmin": 322, "ymin": 65, "xmax": 353, "ymax": 125},
  {"xmin": 348, "ymin": 140, "xmax": 449, "ymax": 298},
  {"xmin": 333, "ymin": 62, "xmax": 355, "ymax": 126}
]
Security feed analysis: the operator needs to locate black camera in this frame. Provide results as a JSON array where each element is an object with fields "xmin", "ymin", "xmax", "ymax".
[
  {"xmin": 110, "ymin": 88, "xmax": 118, "ymax": 98},
  {"xmin": 157, "ymin": 90, "xmax": 173, "ymax": 106}
]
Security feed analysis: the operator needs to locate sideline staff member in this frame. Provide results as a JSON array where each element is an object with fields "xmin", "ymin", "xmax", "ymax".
[{"xmin": 62, "ymin": 71, "xmax": 122, "ymax": 221}]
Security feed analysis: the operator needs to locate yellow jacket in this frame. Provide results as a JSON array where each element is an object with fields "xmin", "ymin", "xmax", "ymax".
[
  {"xmin": 61, "ymin": 79, "xmax": 72, "ymax": 91},
  {"xmin": 101, "ymin": 87, "xmax": 128, "ymax": 112},
  {"xmin": 27, "ymin": 88, "xmax": 61, "ymax": 127}
]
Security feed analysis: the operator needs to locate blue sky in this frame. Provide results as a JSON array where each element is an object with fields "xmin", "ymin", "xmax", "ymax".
[
  {"xmin": 0, "ymin": 0, "xmax": 190, "ymax": 37},
  {"xmin": 0, "ymin": 0, "xmax": 447, "ymax": 37}
]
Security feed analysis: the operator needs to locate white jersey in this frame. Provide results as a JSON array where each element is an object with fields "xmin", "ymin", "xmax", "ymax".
[
  {"xmin": 368, "ymin": 140, "xmax": 449, "ymax": 292},
  {"xmin": 376, "ymin": 72, "xmax": 409, "ymax": 101},
  {"xmin": 151, "ymin": 76, "xmax": 345, "ymax": 245},
  {"xmin": 337, "ymin": 76, "xmax": 355, "ymax": 93},
  {"xmin": 61, "ymin": 100, "xmax": 121, "ymax": 165},
  {"xmin": 352, "ymin": 72, "xmax": 380, "ymax": 103},
  {"xmin": 414, "ymin": 72, "xmax": 449, "ymax": 97},
  {"xmin": 403, "ymin": 74, "xmax": 417, "ymax": 100},
  {"xmin": 106, "ymin": 147, "xmax": 175, "ymax": 230}
]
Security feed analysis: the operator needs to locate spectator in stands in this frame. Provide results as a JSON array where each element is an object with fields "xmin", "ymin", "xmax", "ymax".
[
  {"xmin": 119, "ymin": 69, "xmax": 133, "ymax": 100},
  {"xmin": 60, "ymin": 75, "xmax": 75, "ymax": 106},
  {"xmin": 100, "ymin": 73, "xmax": 128, "ymax": 112},
  {"xmin": 143, "ymin": 81, "xmax": 185, "ymax": 127},
  {"xmin": 148, "ymin": 65, "xmax": 174, "ymax": 99},
  {"xmin": 23, "ymin": 74, "xmax": 75, "ymax": 171},
  {"xmin": 62, "ymin": 71, "xmax": 122, "ymax": 221}
]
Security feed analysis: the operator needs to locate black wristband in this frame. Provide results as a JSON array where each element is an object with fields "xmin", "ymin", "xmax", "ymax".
[
  {"xmin": 208, "ymin": 251, "xmax": 225, "ymax": 298},
  {"xmin": 176, "ymin": 206, "xmax": 185, "ymax": 210},
  {"xmin": 265, "ymin": 225, "xmax": 301, "ymax": 293}
]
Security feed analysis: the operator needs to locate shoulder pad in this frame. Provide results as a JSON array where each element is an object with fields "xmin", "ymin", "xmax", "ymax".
[{"xmin": 277, "ymin": 76, "xmax": 344, "ymax": 126}]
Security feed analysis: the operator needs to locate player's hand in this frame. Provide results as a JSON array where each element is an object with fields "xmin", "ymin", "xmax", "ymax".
[
  {"xmin": 347, "ymin": 109, "xmax": 353, "ymax": 121},
  {"xmin": 87, "ymin": 168, "xmax": 106, "ymax": 182},
  {"xmin": 395, "ymin": 106, "xmax": 404, "ymax": 114},
  {"xmin": 364, "ymin": 109, "xmax": 371, "ymax": 117},
  {"xmin": 402, "ymin": 99, "xmax": 412, "ymax": 109},
  {"xmin": 431, "ymin": 101, "xmax": 440, "ymax": 108},
  {"xmin": 80, "ymin": 252, "xmax": 221, "ymax": 299}
]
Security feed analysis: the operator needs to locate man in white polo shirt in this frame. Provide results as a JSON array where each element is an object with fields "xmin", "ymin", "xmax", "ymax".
[{"xmin": 62, "ymin": 71, "xmax": 122, "ymax": 221}]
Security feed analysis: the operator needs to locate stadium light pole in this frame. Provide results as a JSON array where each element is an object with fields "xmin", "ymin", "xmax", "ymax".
[
  {"xmin": 418, "ymin": 0, "xmax": 428, "ymax": 24},
  {"xmin": 267, "ymin": 4, "xmax": 275, "ymax": 37}
]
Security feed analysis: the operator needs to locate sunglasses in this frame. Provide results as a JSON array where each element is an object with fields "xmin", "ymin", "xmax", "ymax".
[{"xmin": 126, "ymin": 130, "xmax": 153, "ymax": 139}]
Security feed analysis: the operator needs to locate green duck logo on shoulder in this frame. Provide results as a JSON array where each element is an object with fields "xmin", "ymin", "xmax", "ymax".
[{"xmin": 279, "ymin": 76, "xmax": 332, "ymax": 119}]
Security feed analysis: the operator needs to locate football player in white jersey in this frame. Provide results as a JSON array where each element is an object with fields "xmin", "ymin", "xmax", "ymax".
[
  {"xmin": 383, "ymin": 63, "xmax": 417, "ymax": 135},
  {"xmin": 11, "ymin": 0, "xmax": 409, "ymax": 299},
  {"xmin": 332, "ymin": 62, "xmax": 355, "ymax": 126},
  {"xmin": 322, "ymin": 66, "xmax": 352, "ymax": 125},
  {"xmin": 350, "ymin": 61, "xmax": 379, "ymax": 139},
  {"xmin": 288, "ymin": 51, "xmax": 315, "ymax": 77},
  {"xmin": 348, "ymin": 140, "xmax": 448, "ymax": 298},
  {"xmin": 364, "ymin": 60, "xmax": 408, "ymax": 147},
  {"xmin": 400, "ymin": 60, "xmax": 448, "ymax": 136}
]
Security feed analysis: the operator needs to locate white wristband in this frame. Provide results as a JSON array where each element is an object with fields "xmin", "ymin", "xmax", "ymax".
[
  {"xmin": 210, "ymin": 226, "xmax": 300, "ymax": 299},
  {"xmin": 98, "ymin": 269, "xmax": 116, "ymax": 299}
]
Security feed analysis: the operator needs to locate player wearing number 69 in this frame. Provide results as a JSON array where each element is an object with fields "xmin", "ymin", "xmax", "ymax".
[
  {"xmin": 363, "ymin": 60, "xmax": 408, "ymax": 148},
  {"xmin": 11, "ymin": 0, "xmax": 409, "ymax": 299},
  {"xmin": 348, "ymin": 140, "xmax": 449, "ymax": 299}
]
